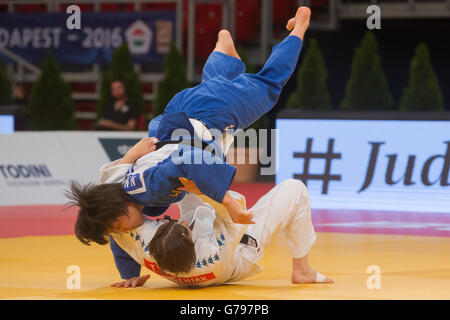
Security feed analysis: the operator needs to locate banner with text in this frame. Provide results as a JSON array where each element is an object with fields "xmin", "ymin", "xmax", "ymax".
[
  {"xmin": 0, "ymin": 11, "xmax": 175, "ymax": 66},
  {"xmin": 276, "ymin": 118, "xmax": 450, "ymax": 213},
  {"xmin": 0, "ymin": 131, "xmax": 144, "ymax": 206}
]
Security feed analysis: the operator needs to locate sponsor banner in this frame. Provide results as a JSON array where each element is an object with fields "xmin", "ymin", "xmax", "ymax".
[
  {"xmin": 0, "ymin": 11, "xmax": 175, "ymax": 66},
  {"xmin": 276, "ymin": 116, "xmax": 450, "ymax": 213},
  {"xmin": 0, "ymin": 131, "xmax": 145, "ymax": 206}
]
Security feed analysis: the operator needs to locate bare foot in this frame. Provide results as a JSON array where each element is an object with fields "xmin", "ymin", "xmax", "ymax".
[
  {"xmin": 291, "ymin": 269, "xmax": 334, "ymax": 284},
  {"xmin": 286, "ymin": 6, "xmax": 311, "ymax": 40},
  {"xmin": 213, "ymin": 29, "xmax": 241, "ymax": 60}
]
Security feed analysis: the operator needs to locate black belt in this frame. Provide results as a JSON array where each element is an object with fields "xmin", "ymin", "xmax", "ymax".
[
  {"xmin": 154, "ymin": 117, "xmax": 213, "ymax": 151},
  {"xmin": 155, "ymin": 139, "xmax": 217, "ymax": 155},
  {"xmin": 240, "ymin": 234, "xmax": 258, "ymax": 248}
]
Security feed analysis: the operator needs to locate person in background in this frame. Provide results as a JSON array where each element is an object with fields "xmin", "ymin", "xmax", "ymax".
[
  {"xmin": 12, "ymin": 83, "xmax": 28, "ymax": 131},
  {"xmin": 96, "ymin": 80, "xmax": 140, "ymax": 131}
]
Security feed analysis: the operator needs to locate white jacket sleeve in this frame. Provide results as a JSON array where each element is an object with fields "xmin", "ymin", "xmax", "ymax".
[
  {"xmin": 98, "ymin": 159, "xmax": 133, "ymax": 184},
  {"xmin": 196, "ymin": 191, "xmax": 247, "ymax": 225},
  {"xmin": 98, "ymin": 144, "xmax": 179, "ymax": 185},
  {"xmin": 192, "ymin": 206, "xmax": 220, "ymax": 263}
]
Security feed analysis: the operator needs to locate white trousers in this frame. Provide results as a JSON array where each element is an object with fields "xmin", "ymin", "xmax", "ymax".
[{"xmin": 230, "ymin": 179, "xmax": 317, "ymax": 282}]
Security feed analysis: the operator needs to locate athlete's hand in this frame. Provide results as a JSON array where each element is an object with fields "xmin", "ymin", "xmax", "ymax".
[
  {"xmin": 130, "ymin": 137, "xmax": 159, "ymax": 159},
  {"xmin": 110, "ymin": 274, "xmax": 151, "ymax": 288},
  {"xmin": 228, "ymin": 207, "xmax": 255, "ymax": 225},
  {"xmin": 177, "ymin": 177, "xmax": 202, "ymax": 195},
  {"xmin": 222, "ymin": 191, "xmax": 255, "ymax": 224},
  {"xmin": 119, "ymin": 137, "xmax": 159, "ymax": 164}
]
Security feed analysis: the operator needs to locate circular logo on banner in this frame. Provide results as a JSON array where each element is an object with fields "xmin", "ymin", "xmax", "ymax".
[{"xmin": 125, "ymin": 20, "xmax": 153, "ymax": 55}]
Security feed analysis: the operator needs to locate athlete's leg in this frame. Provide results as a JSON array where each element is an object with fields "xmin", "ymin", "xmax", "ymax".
[
  {"xmin": 286, "ymin": 6, "xmax": 311, "ymax": 40},
  {"xmin": 162, "ymin": 7, "xmax": 311, "ymax": 135},
  {"xmin": 162, "ymin": 30, "xmax": 246, "ymax": 126},
  {"xmin": 201, "ymin": 30, "xmax": 246, "ymax": 82},
  {"xmin": 213, "ymin": 30, "xmax": 241, "ymax": 59},
  {"xmin": 237, "ymin": 179, "xmax": 333, "ymax": 284},
  {"xmin": 182, "ymin": 7, "xmax": 311, "ymax": 132},
  {"xmin": 283, "ymin": 182, "xmax": 334, "ymax": 284},
  {"xmin": 159, "ymin": 30, "xmax": 243, "ymax": 117},
  {"xmin": 227, "ymin": 6, "xmax": 311, "ymax": 130}
]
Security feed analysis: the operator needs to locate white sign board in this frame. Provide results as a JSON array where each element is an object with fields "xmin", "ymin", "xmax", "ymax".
[
  {"xmin": 276, "ymin": 118, "xmax": 450, "ymax": 213},
  {"xmin": 0, "ymin": 131, "xmax": 145, "ymax": 206}
]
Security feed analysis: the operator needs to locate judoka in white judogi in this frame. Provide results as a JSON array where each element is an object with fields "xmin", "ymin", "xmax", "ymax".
[{"xmin": 110, "ymin": 179, "xmax": 319, "ymax": 287}]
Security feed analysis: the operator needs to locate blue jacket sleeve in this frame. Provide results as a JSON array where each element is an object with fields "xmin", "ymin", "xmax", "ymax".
[
  {"xmin": 110, "ymin": 236, "xmax": 141, "ymax": 279},
  {"xmin": 124, "ymin": 148, "xmax": 236, "ymax": 206},
  {"xmin": 176, "ymin": 148, "xmax": 237, "ymax": 203},
  {"xmin": 153, "ymin": 148, "xmax": 236, "ymax": 203}
]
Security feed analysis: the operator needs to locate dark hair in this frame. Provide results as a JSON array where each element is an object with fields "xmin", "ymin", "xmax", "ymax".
[
  {"xmin": 65, "ymin": 182, "xmax": 130, "ymax": 245},
  {"xmin": 149, "ymin": 221, "xmax": 196, "ymax": 274},
  {"xmin": 111, "ymin": 79, "xmax": 124, "ymax": 86}
]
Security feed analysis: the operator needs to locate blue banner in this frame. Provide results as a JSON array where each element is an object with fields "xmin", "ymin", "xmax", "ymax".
[{"xmin": 0, "ymin": 11, "xmax": 175, "ymax": 66}]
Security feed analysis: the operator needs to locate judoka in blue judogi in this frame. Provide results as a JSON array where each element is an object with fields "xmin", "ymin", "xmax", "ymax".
[{"xmin": 99, "ymin": 31, "xmax": 304, "ymax": 221}]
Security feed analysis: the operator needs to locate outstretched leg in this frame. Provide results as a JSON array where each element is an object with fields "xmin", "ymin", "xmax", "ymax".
[
  {"xmin": 213, "ymin": 30, "xmax": 241, "ymax": 60},
  {"xmin": 222, "ymin": 6, "xmax": 311, "ymax": 130},
  {"xmin": 201, "ymin": 30, "xmax": 246, "ymax": 82},
  {"xmin": 163, "ymin": 29, "xmax": 245, "ymax": 117},
  {"xmin": 182, "ymin": 7, "xmax": 311, "ymax": 133},
  {"xmin": 286, "ymin": 6, "xmax": 311, "ymax": 40},
  {"xmin": 172, "ymin": 7, "xmax": 311, "ymax": 134},
  {"xmin": 237, "ymin": 179, "xmax": 333, "ymax": 284}
]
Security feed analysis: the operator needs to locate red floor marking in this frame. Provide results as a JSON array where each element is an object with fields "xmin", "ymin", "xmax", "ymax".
[
  {"xmin": 0, "ymin": 205, "xmax": 77, "ymax": 238},
  {"xmin": 312, "ymin": 209, "xmax": 450, "ymax": 238},
  {"xmin": 1, "ymin": 182, "xmax": 450, "ymax": 238},
  {"xmin": 0, "ymin": 204, "xmax": 179, "ymax": 239}
]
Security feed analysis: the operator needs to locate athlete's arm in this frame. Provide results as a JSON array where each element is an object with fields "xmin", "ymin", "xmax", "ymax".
[
  {"xmin": 109, "ymin": 237, "xmax": 141, "ymax": 280},
  {"xmin": 175, "ymin": 148, "xmax": 237, "ymax": 203},
  {"xmin": 109, "ymin": 238, "xmax": 151, "ymax": 288},
  {"xmin": 222, "ymin": 191, "xmax": 255, "ymax": 224},
  {"xmin": 177, "ymin": 177, "xmax": 202, "ymax": 195},
  {"xmin": 118, "ymin": 137, "xmax": 159, "ymax": 165},
  {"xmin": 178, "ymin": 178, "xmax": 254, "ymax": 225},
  {"xmin": 124, "ymin": 148, "xmax": 237, "ymax": 206},
  {"xmin": 99, "ymin": 137, "xmax": 159, "ymax": 184}
]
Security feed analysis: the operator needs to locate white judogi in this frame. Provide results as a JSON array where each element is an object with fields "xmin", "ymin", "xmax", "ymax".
[
  {"xmin": 111, "ymin": 179, "xmax": 316, "ymax": 287},
  {"xmin": 228, "ymin": 179, "xmax": 316, "ymax": 282},
  {"xmin": 110, "ymin": 191, "xmax": 247, "ymax": 287},
  {"xmin": 98, "ymin": 119, "xmax": 316, "ymax": 286}
]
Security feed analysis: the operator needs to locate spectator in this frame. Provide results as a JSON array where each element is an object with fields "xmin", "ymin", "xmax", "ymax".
[
  {"xmin": 96, "ymin": 80, "xmax": 140, "ymax": 131},
  {"xmin": 12, "ymin": 83, "xmax": 29, "ymax": 130}
]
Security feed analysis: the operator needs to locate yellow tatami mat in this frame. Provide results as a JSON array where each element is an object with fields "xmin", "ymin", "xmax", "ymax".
[{"xmin": 1, "ymin": 232, "xmax": 450, "ymax": 299}]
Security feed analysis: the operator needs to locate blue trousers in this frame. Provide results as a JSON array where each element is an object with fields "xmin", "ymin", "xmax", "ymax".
[{"xmin": 161, "ymin": 35, "xmax": 303, "ymax": 133}]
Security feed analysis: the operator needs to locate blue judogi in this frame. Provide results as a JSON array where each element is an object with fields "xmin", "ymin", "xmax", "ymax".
[
  {"xmin": 123, "ymin": 35, "xmax": 303, "ymax": 214},
  {"xmin": 110, "ymin": 35, "xmax": 303, "ymax": 279},
  {"xmin": 110, "ymin": 237, "xmax": 141, "ymax": 279},
  {"xmin": 149, "ymin": 35, "xmax": 303, "ymax": 136}
]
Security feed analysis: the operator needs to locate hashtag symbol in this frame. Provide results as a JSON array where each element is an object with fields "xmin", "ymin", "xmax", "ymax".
[{"xmin": 293, "ymin": 138, "xmax": 342, "ymax": 194}]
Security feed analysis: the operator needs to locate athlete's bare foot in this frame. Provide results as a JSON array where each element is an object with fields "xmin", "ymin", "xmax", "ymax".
[
  {"xmin": 213, "ymin": 29, "xmax": 241, "ymax": 60},
  {"xmin": 291, "ymin": 255, "xmax": 334, "ymax": 284},
  {"xmin": 286, "ymin": 6, "xmax": 311, "ymax": 40},
  {"xmin": 291, "ymin": 269, "xmax": 334, "ymax": 284}
]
